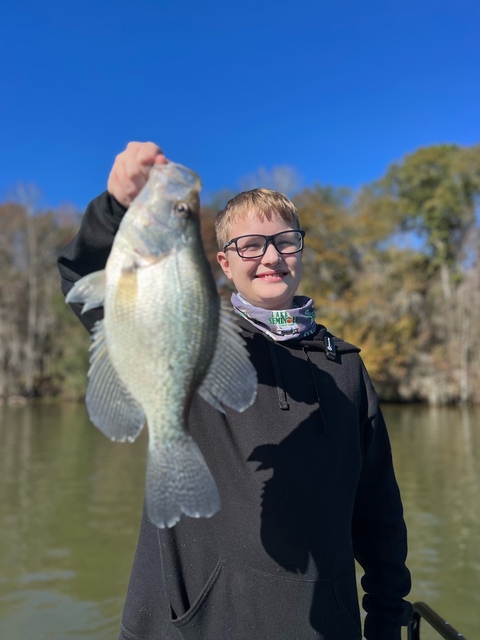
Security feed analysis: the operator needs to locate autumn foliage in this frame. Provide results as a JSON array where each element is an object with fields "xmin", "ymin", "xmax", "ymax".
[{"xmin": 2, "ymin": 144, "xmax": 479, "ymax": 405}]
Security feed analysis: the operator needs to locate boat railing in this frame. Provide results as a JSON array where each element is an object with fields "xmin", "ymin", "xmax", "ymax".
[{"xmin": 407, "ymin": 602, "xmax": 468, "ymax": 639}]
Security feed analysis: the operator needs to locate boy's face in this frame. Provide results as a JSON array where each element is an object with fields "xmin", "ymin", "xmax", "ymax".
[{"xmin": 217, "ymin": 212, "xmax": 303, "ymax": 310}]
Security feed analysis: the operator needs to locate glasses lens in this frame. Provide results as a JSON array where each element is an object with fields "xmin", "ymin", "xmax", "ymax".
[
  {"xmin": 236, "ymin": 236, "xmax": 267, "ymax": 257},
  {"xmin": 273, "ymin": 231, "xmax": 303, "ymax": 254}
]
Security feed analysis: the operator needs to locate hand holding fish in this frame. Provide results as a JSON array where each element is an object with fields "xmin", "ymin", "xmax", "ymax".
[{"xmin": 107, "ymin": 141, "xmax": 167, "ymax": 207}]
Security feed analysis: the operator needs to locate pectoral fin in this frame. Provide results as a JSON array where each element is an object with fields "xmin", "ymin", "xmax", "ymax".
[
  {"xmin": 66, "ymin": 270, "xmax": 106, "ymax": 312},
  {"xmin": 198, "ymin": 305, "xmax": 257, "ymax": 413},
  {"xmin": 86, "ymin": 320, "xmax": 145, "ymax": 442}
]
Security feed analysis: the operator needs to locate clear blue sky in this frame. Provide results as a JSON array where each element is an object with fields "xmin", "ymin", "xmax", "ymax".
[{"xmin": 1, "ymin": 0, "xmax": 479, "ymax": 209}]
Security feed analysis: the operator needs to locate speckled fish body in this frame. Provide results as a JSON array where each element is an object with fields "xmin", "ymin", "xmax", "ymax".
[{"xmin": 66, "ymin": 163, "xmax": 257, "ymax": 528}]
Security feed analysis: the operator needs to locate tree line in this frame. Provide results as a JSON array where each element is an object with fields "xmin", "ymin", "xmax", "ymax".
[{"xmin": 1, "ymin": 143, "xmax": 479, "ymax": 405}]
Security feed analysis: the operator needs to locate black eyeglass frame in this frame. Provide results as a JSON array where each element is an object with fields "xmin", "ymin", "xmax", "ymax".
[{"xmin": 223, "ymin": 230, "xmax": 305, "ymax": 258}]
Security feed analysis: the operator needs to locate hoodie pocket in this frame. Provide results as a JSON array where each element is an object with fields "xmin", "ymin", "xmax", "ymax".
[{"xmin": 170, "ymin": 558, "xmax": 362, "ymax": 640}]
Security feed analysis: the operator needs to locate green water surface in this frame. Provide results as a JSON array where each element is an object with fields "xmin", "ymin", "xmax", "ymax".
[{"xmin": 0, "ymin": 403, "xmax": 478, "ymax": 639}]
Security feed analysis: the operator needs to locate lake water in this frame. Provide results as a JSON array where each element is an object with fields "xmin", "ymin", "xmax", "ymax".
[{"xmin": 0, "ymin": 403, "xmax": 478, "ymax": 639}]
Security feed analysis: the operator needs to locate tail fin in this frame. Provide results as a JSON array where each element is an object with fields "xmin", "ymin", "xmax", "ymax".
[{"xmin": 145, "ymin": 435, "xmax": 220, "ymax": 528}]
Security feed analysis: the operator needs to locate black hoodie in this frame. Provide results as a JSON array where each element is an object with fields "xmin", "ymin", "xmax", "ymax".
[{"xmin": 58, "ymin": 192, "xmax": 412, "ymax": 640}]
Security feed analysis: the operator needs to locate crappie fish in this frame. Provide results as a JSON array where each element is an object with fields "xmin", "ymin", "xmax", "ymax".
[{"xmin": 66, "ymin": 162, "xmax": 257, "ymax": 528}]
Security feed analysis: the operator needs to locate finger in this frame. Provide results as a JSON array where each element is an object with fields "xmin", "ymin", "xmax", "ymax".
[
  {"xmin": 136, "ymin": 141, "xmax": 164, "ymax": 167},
  {"xmin": 108, "ymin": 152, "xmax": 138, "ymax": 206},
  {"xmin": 154, "ymin": 154, "xmax": 168, "ymax": 165},
  {"xmin": 123, "ymin": 142, "xmax": 159, "ymax": 183}
]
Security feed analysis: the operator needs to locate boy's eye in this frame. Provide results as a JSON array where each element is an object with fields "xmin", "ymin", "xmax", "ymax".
[
  {"xmin": 275, "ymin": 233, "xmax": 300, "ymax": 251},
  {"xmin": 238, "ymin": 237, "xmax": 264, "ymax": 253}
]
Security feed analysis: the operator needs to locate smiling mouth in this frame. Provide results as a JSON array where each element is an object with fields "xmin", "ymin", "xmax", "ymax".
[{"xmin": 256, "ymin": 272, "xmax": 288, "ymax": 279}]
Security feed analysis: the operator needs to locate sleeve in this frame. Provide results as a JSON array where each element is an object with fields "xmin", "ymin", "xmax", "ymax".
[
  {"xmin": 57, "ymin": 191, "xmax": 127, "ymax": 332},
  {"xmin": 352, "ymin": 364, "xmax": 413, "ymax": 640}
]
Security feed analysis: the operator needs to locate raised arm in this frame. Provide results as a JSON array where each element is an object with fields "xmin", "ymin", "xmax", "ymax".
[{"xmin": 57, "ymin": 142, "xmax": 166, "ymax": 331}]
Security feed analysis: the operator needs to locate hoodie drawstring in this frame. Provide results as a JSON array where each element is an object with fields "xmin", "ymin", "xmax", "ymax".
[
  {"xmin": 267, "ymin": 340, "xmax": 289, "ymax": 410},
  {"xmin": 302, "ymin": 346, "xmax": 329, "ymax": 434},
  {"xmin": 266, "ymin": 340, "xmax": 329, "ymax": 434}
]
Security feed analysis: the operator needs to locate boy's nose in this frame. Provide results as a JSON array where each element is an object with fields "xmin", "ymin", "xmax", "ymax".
[{"xmin": 261, "ymin": 241, "xmax": 282, "ymax": 263}]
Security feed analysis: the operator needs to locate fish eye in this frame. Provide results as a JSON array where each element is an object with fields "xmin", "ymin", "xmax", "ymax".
[{"xmin": 175, "ymin": 202, "xmax": 191, "ymax": 219}]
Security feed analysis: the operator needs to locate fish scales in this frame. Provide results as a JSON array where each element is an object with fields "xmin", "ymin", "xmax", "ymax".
[{"xmin": 66, "ymin": 162, "xmax": 257, "ymax": 528}]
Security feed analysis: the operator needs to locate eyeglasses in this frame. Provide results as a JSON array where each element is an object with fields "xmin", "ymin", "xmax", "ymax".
[{"xmin": 223, "ymin": 230, "xmax": 305, "ymax": 259}]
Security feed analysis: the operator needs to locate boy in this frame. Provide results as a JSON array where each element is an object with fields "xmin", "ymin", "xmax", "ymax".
[{"xmin": 58, "ymin": 142, "xmax": 412, "ymax": 640}]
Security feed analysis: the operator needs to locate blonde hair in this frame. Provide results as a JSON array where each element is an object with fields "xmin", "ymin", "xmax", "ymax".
[{"xmin": 215, "ymin": 188, "xmax": 301, "ymax": 249}]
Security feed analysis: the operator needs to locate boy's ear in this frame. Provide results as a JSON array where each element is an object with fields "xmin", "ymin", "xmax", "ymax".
[{"xmin": 217, "ymin": 251, "xmax": 233, "ymax": 281}]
